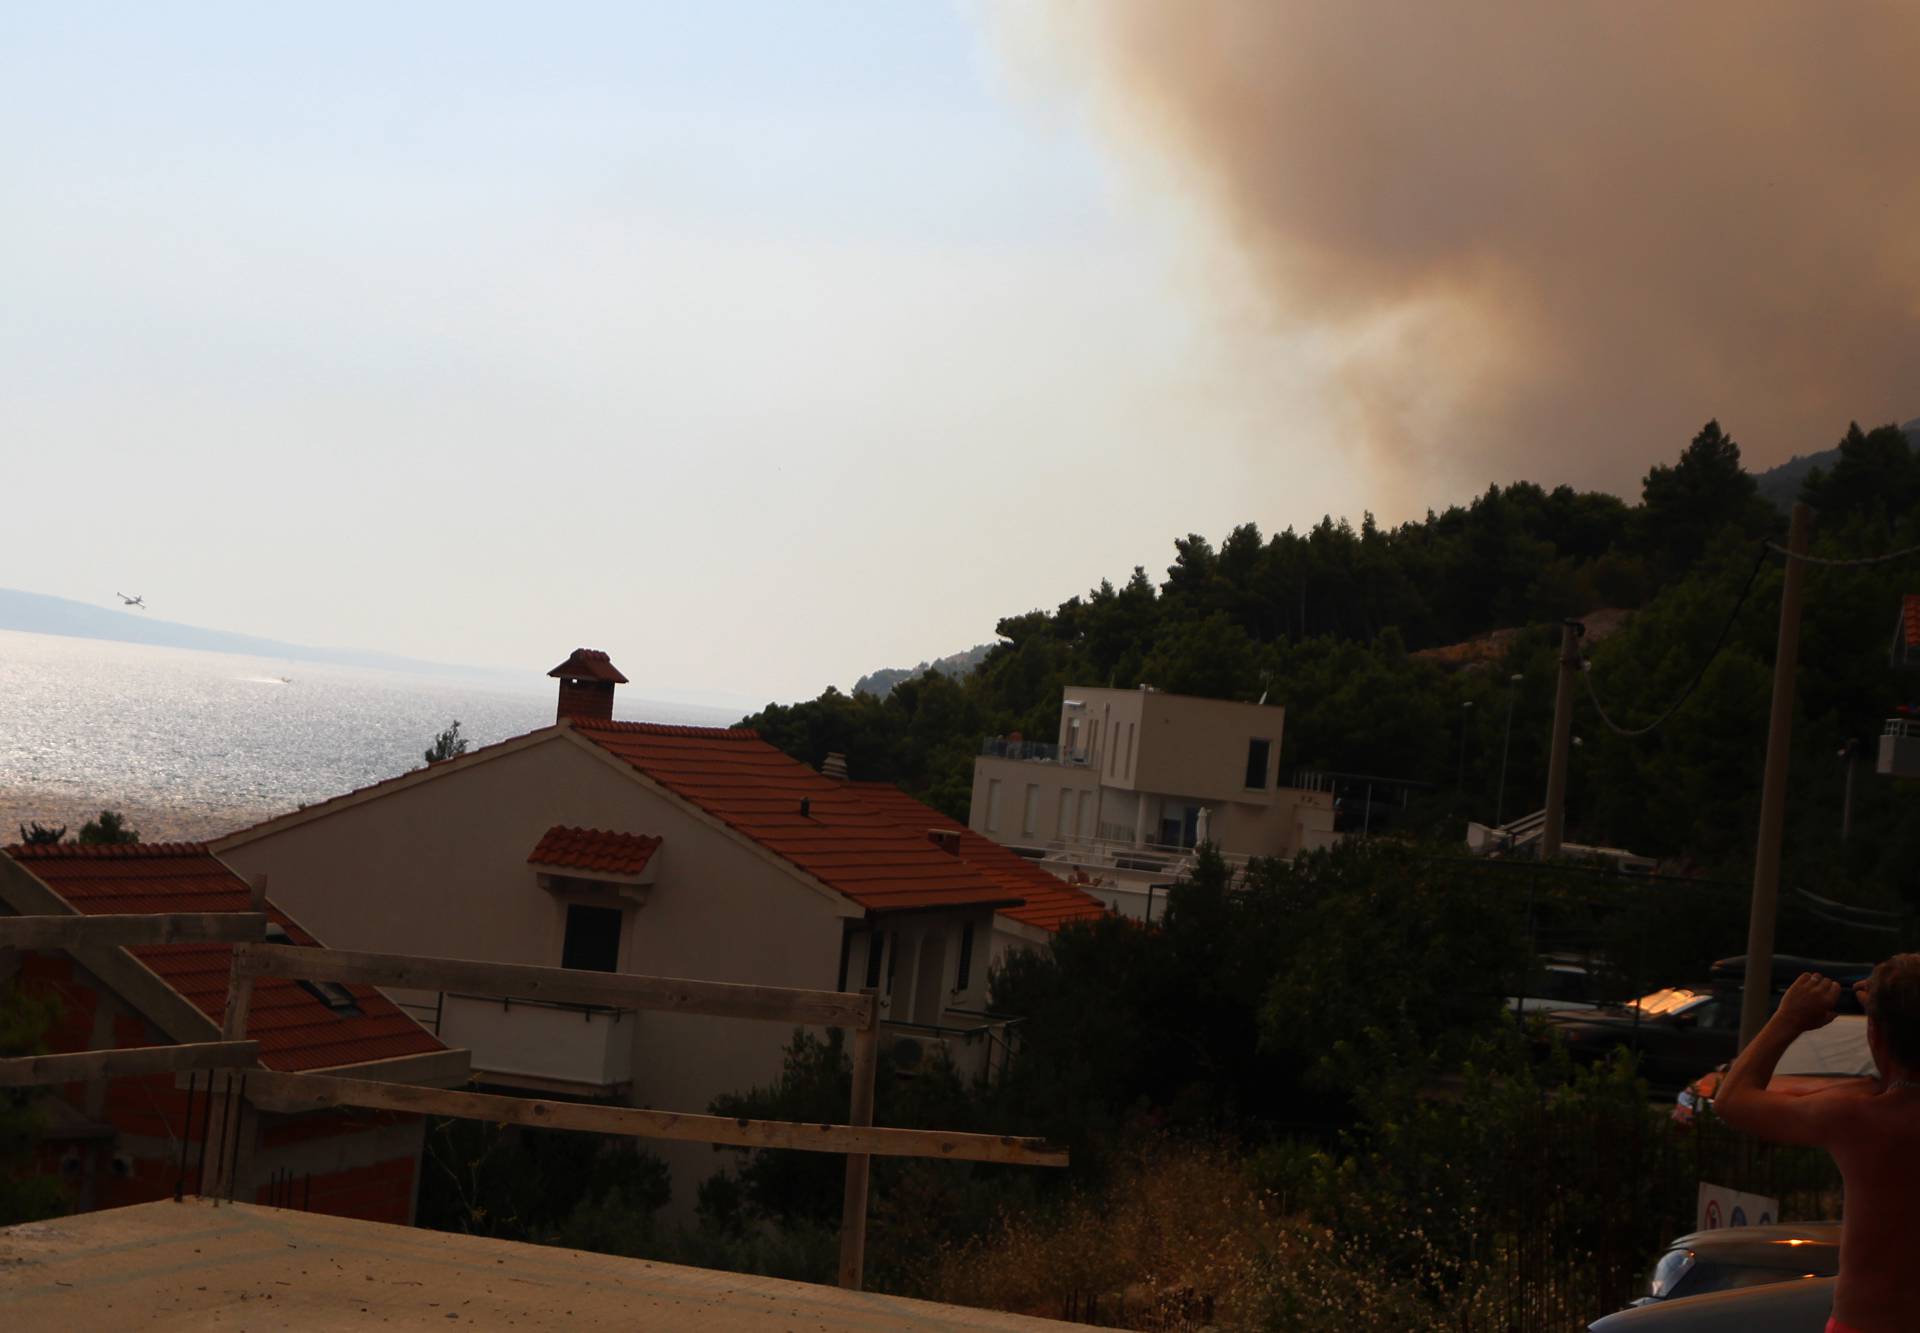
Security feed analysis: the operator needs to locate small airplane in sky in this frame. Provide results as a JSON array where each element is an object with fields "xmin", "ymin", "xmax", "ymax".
[{"xmin": 115, "ymin": 592, "xmax": 146, "ymax": 609}]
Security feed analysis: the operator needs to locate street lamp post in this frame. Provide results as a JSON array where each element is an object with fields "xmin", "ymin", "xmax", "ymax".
[
  {"xmin": 1456, "ymin": 701, "xmax": 1474, "ymax": 797},
  {"xmin": 1496, "ymin": 673, "xmax": 1524, "ymax": 828}
]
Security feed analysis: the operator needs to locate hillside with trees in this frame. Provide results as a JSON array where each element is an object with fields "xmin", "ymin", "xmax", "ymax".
[{"xmin": 746, "ymin": 418, "xmax": 1920, "ymax": 903}]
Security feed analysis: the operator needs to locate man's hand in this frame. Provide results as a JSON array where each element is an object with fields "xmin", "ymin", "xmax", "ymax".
[{"xmin": 1776, "ymin": 972, "xmax": 1841, "ymax": 1034}]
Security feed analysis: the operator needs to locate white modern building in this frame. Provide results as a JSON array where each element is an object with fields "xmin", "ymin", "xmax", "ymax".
[{"xmin": 967, "ymin": 685, "xmax": 1338, "ymax": 916}]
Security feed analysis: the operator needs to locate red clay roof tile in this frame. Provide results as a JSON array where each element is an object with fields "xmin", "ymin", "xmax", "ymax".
[
  {"xmin": 547, "ymin": 649, "xmax": 629, "ymax": 684},
  {"xmin": 841, "ymin": 783, "xmax": 1110, "ymax": 932},
  {"xmin": 4, "ymin": 842, "xmax": 445, "ymax": 1073},
  {"xmin": 568, "ymin": 721, "xmax": 1026, "ymax": 915},
  {"xmin": 528, "ymin": 826, "xmax": 662, "ymax": 877}
]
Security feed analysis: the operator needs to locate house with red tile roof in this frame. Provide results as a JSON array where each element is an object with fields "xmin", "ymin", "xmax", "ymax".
[
  {"xmin": 209, "ymin": 651, "xmax": 1105, "ymax": 1211},
  {"xmin": 0, "ymin": 842, "xmax": 462, "ymax": 1223}
]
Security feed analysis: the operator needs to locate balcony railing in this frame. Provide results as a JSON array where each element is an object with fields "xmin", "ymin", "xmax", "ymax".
[
  {"xmin": 979, "ymin": 736, "xmax": 1091, "ymax": 765},
  {"xmin": 435, "ymin": 992, "xmax": 635, "ymax": 1092}
]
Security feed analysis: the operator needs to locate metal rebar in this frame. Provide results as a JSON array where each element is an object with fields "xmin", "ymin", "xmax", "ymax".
[
  {"xmin": 176, "ymin": 1072, "xmax": 199, "ymax": 1202},
  {"xmin": 226, "ymin": 1074, "xmax": 247, "ymax": 1203}
]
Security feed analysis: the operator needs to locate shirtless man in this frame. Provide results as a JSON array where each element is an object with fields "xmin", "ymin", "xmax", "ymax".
[{"xmin": 1715, "ymin": 956, "xmax": 1920, "ymax": 1333}]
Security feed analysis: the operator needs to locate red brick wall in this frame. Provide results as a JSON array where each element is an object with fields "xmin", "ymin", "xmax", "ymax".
[
  {"xmin": 555, "ymin": 677, "xmax": 616, "ymax": 722},
  {"xmin": 259, "ymin": 1155, "xmax": 419, "ymax": 1226},
  {"xmin": 12, "ymin": 951, "xmax": 422, "ymax": 1225}
]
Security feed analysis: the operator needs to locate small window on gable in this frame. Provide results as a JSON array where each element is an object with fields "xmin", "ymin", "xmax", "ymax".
[
  {"xmin": 956, "ymin": 922, "xmax": 975, "ymax": 992},
  {"xmin": 1245, "ymin": 738, "xmax": 1272, "ymax": 789},
  {"xmin": 562, "ymin": 904, "xmax": 623, "ymax": 973}
]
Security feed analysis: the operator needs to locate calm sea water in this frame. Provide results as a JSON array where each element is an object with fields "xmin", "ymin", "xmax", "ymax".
[{"xmin": 0, "ymin": 630, "xmax": 743, "ymax": 839}]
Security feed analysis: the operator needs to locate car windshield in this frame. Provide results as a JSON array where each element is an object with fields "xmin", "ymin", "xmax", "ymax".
[{"xmin": 1628, "ymin": 987, "xmax": 1706, "ymax": 1017}]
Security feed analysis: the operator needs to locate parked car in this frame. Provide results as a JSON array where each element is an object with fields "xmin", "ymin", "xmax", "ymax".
[
  {"xmin": 1539, "ymin": 985, "xmax": 1737, "ymax": 1090},
  {"xmin": 1511, "ymin": 952, "xmax": 1615, "ymax": 1015},
  {"xmin": 1707, "ymin": 954, "xmax": 1873, "ymax": 1008},
  {"xmin": 1588, "ymin": 1276, "xmax": 1832, "ymax": 1331},
  {"xmin": 1673, "ymin": 1016, "xmax": 1873, "ymax": 1126},
  {"xmin": 1634, "ymin": 1222, "xmax": 1841, "ymax": 1304}
]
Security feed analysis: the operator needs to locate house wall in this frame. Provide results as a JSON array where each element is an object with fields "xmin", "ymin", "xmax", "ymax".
[
  {"xmin": 5, "ymin": 950, "xmax": 423, "ymax": 1223},
  {"xmin": 216, "ymin": 734, "xmax": 866, "ymax": 1219}
]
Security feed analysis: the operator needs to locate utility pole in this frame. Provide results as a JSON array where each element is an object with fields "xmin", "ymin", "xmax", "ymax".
[
  {"xmin": 1739, "ymin": 502, "xmax": 1811, "ymax": 1051},
  {"xmin": 1456, "ymin": 701, "xmax": 1475, "ymax": 798},
  {"xmin": 1496, "ymin": 673, "xmax": 1524, "ymax": 827},
  {"xmin": 1541, "ymin": 620, "xmax": 1585, "ymax": 860},
  {"xmin": 1840, "ymin": 739, "xmax": 1860, "ymax": 845}
]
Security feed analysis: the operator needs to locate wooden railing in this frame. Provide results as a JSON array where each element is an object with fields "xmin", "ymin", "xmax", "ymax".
[{"xmin": 0, "ymin": 897, "xmax": 1068, "ymax": 1291}]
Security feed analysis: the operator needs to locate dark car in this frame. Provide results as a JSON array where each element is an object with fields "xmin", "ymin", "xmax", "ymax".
[
  {"xmin": 1588, "ymin": 1277, "xmax": 1832, "ymax": 1332},
  {"xmin": 1706, "ymin": 954, "xmax": 1873, "ymax": 1005},
  {"xmin": 1540, "ymin": 985, "xmax": 1738, "ymax": 1090},
  {"xmin": 1635, "ymin": 1223, "xmax": 1841, "ymax": 1304}
]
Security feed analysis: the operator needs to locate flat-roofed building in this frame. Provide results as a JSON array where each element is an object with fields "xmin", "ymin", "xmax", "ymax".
[{"xmin": 968, "ymin": 685, "xmax": 1337, "ymax": 915}]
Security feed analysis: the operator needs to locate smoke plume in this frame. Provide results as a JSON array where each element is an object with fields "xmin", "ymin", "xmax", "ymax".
[{"xmin": 1031, "ymin": 2, "xmax": 1920, "ymax": 499}]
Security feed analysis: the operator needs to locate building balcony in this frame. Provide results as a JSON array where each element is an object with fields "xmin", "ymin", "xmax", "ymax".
[
  {"xmin": 879, "ymin": 1012, "xmax": 1020, "ymax": 1085},
  {"xmin": 978, "ymin": 737, "xmax": 1087, "ymax": 765},
  {"xmin": 1879, "ymin": 717, "xmax": 1920, "ymax": 778},
  {"xmin": 435, "ymin": 992, "xmax": 635, "ymax": 1096}
]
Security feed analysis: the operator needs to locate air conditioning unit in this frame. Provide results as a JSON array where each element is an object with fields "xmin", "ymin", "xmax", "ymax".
[{"xmin": 887, "ymin": 1034, "xmax": 952, "ymax": 1076}]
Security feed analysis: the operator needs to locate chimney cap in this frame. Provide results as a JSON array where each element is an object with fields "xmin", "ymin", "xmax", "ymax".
[
  {"xmin": 820, "ymin": 752, "xmax": 850, "ymax": 780},
  {"xmin": 548, "ymin": 649, "xmax": 629, "ymax": 684}
]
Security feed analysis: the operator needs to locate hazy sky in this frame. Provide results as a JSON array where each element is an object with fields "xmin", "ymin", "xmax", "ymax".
[{"xmin": 5, "ymin": 4, "xmax": 1914, "ymax": 707}]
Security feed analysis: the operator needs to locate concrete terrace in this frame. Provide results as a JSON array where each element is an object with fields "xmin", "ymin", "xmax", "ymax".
[{"xmin": 0, "ymin": 1199, "xmax": 1074, "ymax": 1332}]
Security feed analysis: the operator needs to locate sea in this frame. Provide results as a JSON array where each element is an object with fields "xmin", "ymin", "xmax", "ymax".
[{"xmin": 0, "ymin": 629, "xmax": 745, "ymax": 843}]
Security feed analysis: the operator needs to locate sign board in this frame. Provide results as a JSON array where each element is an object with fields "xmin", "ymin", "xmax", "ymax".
[{"xmin": 1697, "ymin": 1182, "xmax": 1778, "ymax": 1232}]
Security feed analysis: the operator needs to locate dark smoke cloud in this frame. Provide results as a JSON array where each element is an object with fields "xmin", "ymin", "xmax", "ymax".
[{"xmin": 1047, "ymin": 2, "xmax": 1920, "ymax": 500}]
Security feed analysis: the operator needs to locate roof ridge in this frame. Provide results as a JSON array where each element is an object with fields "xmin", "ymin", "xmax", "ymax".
[
  {"xmin": 572, "ymin": 719, "xmax": 760, "ymax": 740},
  {"xmin": 4, "ymin": 840, "xmax": 212, "ymax": 860}
]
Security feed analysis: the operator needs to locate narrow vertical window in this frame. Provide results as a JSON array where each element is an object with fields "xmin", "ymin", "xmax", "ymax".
[
  {"xmin": 864, "ymin": 930, "xmax": 884, "ymax": 988},
  {"xmin": 956, "ymin": 922, "xmax": 975, "ymax": 992},
  {"xmin": 1245, "ymin": 738, "xmax": 1272, "ymax": 789}
]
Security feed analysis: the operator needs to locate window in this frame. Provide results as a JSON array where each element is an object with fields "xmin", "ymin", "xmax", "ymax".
[
  {"xmin": 864, "ymin": 930, "xmax": 884, "ymax": 988},
  {"xmin": 1125, "ymin": 722, "xmax": 1135, "ymax": 777},
  {"xmin": 1022, "ymin": 784, "xmax": 1039, "ymax": 835},
  {"xmin": 986, "ymin": 778, "xmax": 1001, "ymax": 831},
  {"xmin": 1057, "ymin": 787, "xmax": 1072, "ymax": 837},
  {"xmin": 1077, "ymin": 790, "xmax": 1092, "ymax": 836},
  {"xmin": 956, "ymin": 922, "xmax": 975, "ymax": 991},
  {"xmin": 267, "ymin": 923, "xmax": 361, "ymax": 1013},
  {"xmin": 561, "ymin": 904, "xmax": 623, "ymax": 972},
  {"xmin": 1245, "ymin": 738, "xmax": 1272, "ymax": 789}
]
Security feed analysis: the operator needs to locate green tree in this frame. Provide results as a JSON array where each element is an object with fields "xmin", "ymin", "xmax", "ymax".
[
  {"xmin": 423, "ymin": 721, "xmax": 469, "ymax": 765},
  {"xmin": 0, "ymin": 983, "xmax": 67, "ymax": 1225},
  {"xmin": 15, "ymin": 822, "xmax": 64, "ymax": 845},
  {"xmin": 76, "ymin": 810, "xmax": 140, "ymax": 844}
]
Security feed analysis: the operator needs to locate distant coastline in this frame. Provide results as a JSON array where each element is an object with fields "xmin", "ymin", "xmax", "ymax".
[
  {"xmin": 1, "ymin": 785, "xmax": 275, "ymax": 846},
  {"xmin": 0, "ymin": 589, "xmax": 769, "ymax": 715}
]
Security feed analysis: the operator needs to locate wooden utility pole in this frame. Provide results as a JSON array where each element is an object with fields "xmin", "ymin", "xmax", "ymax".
[
  {"xmin": 1540, "ymin": 621, "xmax": 1584, "ymax": 860},
  {"xmin": 1739, "ymin": 503, "xmax": 1810, "ymax": 1051},
  {"xmin": 837, "ymin": 989, "xmax": 881, "ymax": 1291}
]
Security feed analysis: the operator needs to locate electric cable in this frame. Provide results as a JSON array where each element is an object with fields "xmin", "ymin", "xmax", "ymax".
[
  {"xmin": 1765, "ymin": 539, "xmax": 1920, "ymax": 567},
  {"xmin": 1582, "ymin": 541, "xmax": 1771, "ymax": 737}
]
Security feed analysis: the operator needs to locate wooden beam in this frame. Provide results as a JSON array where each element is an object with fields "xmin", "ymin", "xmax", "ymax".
[
  {"xmin": 233, "ymin": 943, "xmax": 876, "ymax": 1029},
  {"xmin": 0, "ymin": 913, "xmax": 268, "ymax": 950},
  {"xmin": 0, "ymin": 1041, "xmax": 259, "ymax": 1088},
  {"xmin": 243, "ymin": 1071, "xmax": 1069, "ymax": 1167},
  {"xmin": 837, "ymin": 988, "xmax": 881, "ymax": 1291}
]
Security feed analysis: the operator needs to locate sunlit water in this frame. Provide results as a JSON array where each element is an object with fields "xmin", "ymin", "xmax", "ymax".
[{"xmin": 0, "ymin": 630, "xmax": 743, "ymax": 840}]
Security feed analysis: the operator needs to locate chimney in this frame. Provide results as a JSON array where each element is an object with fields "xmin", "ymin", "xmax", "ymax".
[
  {"xmin": 547, "ymin": 648, "xmax": 629, "ymax": 723},
  {"xmin": 820, "ymin": 752, "xmax": 850, "ymax": 780},
  {"xmin": 928, "ymin": 828, "xmax": 961, "ymax": 855}
]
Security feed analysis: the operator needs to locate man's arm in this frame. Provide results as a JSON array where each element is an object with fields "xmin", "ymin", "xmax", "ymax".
[{"xmin": 1714, "ymin": 973, "xmax": 1855, "ymax": 1145}]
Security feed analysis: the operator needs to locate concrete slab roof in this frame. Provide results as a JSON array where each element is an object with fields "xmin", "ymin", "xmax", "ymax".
[{"xmin": 0, "ymin": 1200, "xmax": 1072, "ymax": 1331}]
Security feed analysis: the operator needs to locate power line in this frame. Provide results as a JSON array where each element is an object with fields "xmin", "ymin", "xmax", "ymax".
[
  {"xmin": 1765, "ymin": 538, "xmax": 1920, "ymax": 568},
  {"xmin": 1582, "ymin": 542, "xmax": 1771, "ymax": 738}
]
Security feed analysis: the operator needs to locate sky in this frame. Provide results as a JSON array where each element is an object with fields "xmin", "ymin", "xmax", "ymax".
[{"xmin": 4, "ymin": 3, "xmax": 1915, "ymax": 708}]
